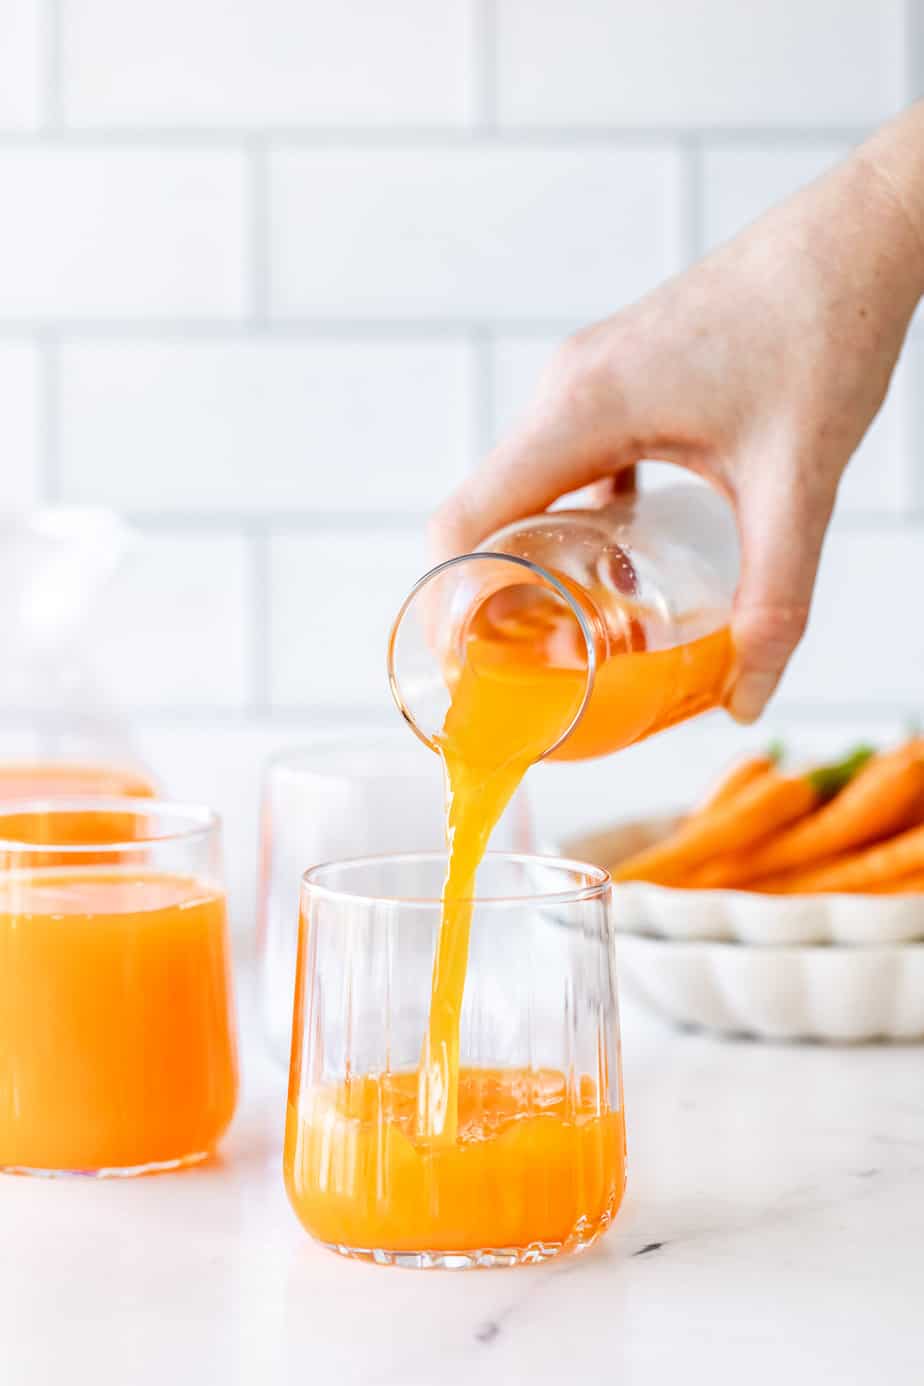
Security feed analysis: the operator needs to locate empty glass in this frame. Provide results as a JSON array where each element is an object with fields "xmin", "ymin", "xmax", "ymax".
[
  {"xmin": 257, "ymin": 733, "xmax": 531, "ymax": 1063},
  {"xmin": 284, "ymin": 852, "xmax": 625, "ymax": 1268},
  {"xmin": 0, "ymin": 799, "xmax": 238, "ymax": 1176}
]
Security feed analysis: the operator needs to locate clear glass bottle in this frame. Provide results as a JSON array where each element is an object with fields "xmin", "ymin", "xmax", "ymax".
[
  {"xmin": 389, "ymin": 482, "xmax": 739, "ymax": 762},
  {"xmin": 1, "ymin": 508, "xmax": 156, "ymax": 792}
]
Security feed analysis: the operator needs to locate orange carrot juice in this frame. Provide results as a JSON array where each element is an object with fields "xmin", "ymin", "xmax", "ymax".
[
  {"xmin": 0, "ymin": 868, "xmax": 237, "ymax": 1174},
  {"xmin": 286, "ymin": 1069, "xmax": 625, "ymax": 1255},
  {"xmin": 0, "ymin": 761, "xmax": 155, "ymax": 801},
  {"xmin": 0, "ymin": 763, "xmax": 157, "ymax": 863}
]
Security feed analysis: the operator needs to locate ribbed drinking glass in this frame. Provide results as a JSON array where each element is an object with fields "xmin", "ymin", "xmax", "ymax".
[{"xmin": 284, "ymin": 851, "xmax": 626, "ymax": 1269}]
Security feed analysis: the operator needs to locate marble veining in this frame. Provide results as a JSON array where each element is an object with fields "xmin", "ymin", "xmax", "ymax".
[{"xmin": 1, "ymin": 974, "xmax": 923, "ymax": 1385}]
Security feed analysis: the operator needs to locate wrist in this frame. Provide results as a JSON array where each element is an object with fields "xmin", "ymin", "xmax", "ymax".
[{"xmin": 852, "ymin": 103, "xmax": 924, "ymax": 306}]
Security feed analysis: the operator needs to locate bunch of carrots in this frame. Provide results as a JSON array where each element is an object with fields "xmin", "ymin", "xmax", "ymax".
[{"xmin": 610, "ymin": 738, "xmax": 924, "ymax": 894}]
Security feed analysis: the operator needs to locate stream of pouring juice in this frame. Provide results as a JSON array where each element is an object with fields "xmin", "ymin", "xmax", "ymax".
[{"xmin": 0, "ymin": 870, "xmax": 237, "ymax": 1172}]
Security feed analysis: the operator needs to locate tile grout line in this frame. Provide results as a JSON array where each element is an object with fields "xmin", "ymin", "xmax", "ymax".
[
  {"xmin": 247, "ymin": 139, "xmax": 271, "ymax": 326},
  {"xmin": 41, "ymin": 0, "xmax": 62, "ymax": 130},
  {"xmin": 121, "ymin": 509, "xmax": 924, "ymax": 534},
  {"xmin": 904, "ymin": 0, "xmax": 924, "ymax": 102},
  {"xmin": 128, "ymin": 511, "xmax": 433, "ymax": 534},
  {"xmin": 473, "ymin": 0, "xmax": 498, "ymax": 133},
  {"xmin": 0, "ymin": 701, "xmax": 918, "ymax": 729},
  {"xmin": 900, "ymin": 340, "xmax": 923, "ymax": 520},
  {"xmin": 248, "ymin": 529, "xmax": 272, "ymax": 714},
  {"xmin": 4, "ymin": 314, "xmax": 919, "ymax": 342},
  {"xmin": 472, "ymin": 327, "xmax": 495, "ymax": 461},
  {"xmin": 681, "ymin": 137, "xmax": 705, "ymax": 264},
  {"xmin": 904, "ymin": 0, "xmax": 924, "ymax": 522},
  {"xmin": 37, "ymin": 332, "xmax": 60, "ymax": 502},
  {"xmin": 0, "ymin": 125, "xmax": 881, "ymax": 149},
  {"xmin": 0, "ymin": 317, "xmax": 588, "ymax": 339}
]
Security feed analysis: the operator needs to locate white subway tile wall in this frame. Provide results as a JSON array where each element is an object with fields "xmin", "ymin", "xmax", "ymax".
[
  {"xmin": 496, "ymin": 0, "xmax": 906, "ymax": 128},
  {"xmin": 269, "ymin": 530, "xmax": 425, "ymax": 713},
  {"xmin": 269, "ymin": 147, "xmax": 685, "ymax": 321},
  {"xmin": 0, "ymin": 0, "xmax": 921, "ymax": 929},
  {"xmin": 58, "ymin": 339, "xmax": 475, "ymax": 514},
  {"xmin": 0, "ymin": 150, "xmax": 249, "ymax": 320},
  {"xmin": 94, "ymin": 533, "xmax": 253, "ymax": 710},
  {"xmin": 62, "ymin": 0, "xmax": 477, "ymax": 129},
  {"xmin": 0, "ymin": 0, "xmax": 41, "ymax": 129}
]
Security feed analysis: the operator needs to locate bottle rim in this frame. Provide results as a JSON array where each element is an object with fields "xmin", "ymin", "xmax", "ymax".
[{"xmin": 387, "ymin": 550, "xmax": 598, "ymax": 761}]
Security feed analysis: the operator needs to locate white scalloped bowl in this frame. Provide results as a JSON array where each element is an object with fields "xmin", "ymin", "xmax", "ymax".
[
  {"xmin": 616, "ymin": 934, "xmax": 924, "ymax": 1042},
  {"xmin": 564, "ymin": 816, "xmax": 924, "ymax": 947}
]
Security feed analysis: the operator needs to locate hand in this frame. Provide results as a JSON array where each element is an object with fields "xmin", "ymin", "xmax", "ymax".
[{"xmin": 431, "ymin": 108, "xmax": 924, "ymax": 722}]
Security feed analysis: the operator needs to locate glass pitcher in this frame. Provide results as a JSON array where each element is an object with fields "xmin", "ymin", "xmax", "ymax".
[
  {"xmin": 388, "ymin": 482, "xmax": 739, "ymax": 762},
  {"xmin": 0, "ymin": 508, "xmax": 155, "ymax": 794}
]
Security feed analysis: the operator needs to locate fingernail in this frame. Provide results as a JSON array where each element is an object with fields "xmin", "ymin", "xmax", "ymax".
[{"xmin": 728, "ymin": 672, "xmax": 777, "ymax": 724}]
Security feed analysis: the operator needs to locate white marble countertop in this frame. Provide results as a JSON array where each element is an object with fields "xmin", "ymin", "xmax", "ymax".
[{"xmin": 2, "ymin": 971, "xmax": 923, "ymax": 1386}]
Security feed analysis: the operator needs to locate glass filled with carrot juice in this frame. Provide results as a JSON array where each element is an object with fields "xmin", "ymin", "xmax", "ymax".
[
  {"xmin": 284, "ymin": 852, "xmax": 625, "ymax": 1268},
  {"xmin": 0, "ymin": 799, "xmax": 238, "ymax": 1176}
]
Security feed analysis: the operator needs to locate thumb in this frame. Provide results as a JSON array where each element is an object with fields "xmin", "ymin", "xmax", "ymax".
[{"xmin": 728, "ymin": 466, "xmax": 836, "ymax": 723}]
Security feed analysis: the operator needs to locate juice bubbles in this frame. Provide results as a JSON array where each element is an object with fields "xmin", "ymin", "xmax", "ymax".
[
  {"xmin": 286, "ymin": 1069, "xmax": 625, "ymax": 1256},
  {"xmin": 0, "ymin": 804, "xmax": 237, "ymax": 1175}
]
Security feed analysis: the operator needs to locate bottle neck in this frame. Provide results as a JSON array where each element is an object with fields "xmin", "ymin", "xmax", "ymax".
[{"xmin": 388, "ymin": 551, "xmax": 599, "ymax": 760}]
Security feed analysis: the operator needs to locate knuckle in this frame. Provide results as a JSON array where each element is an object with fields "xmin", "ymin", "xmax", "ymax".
[
  {"xmin": 427, "ymin": 499, "xmax": 462, "ymax": 562},
  {"xmin": 735, "ymin": 602, "xmax": 810, "ymax": 664},
  {"xmin": 548, "ymin": 327, "xmax": 619, "ymax": 423}
]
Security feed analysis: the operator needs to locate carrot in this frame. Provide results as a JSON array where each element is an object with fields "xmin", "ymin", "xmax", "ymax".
[
  {"xmin": 696, "ymin": 746, "xmax": 781, "ymax": 815},
  {"xmin": 610, "ymin": 747, "xmax": 872, "ymax": 886},
  {"xmin": 694, "ymin": 743, "xmax": 924, "ymax": 889},
  {"xmin": 865, "ymin": 872, "xmax": 924, "ymax": 895},
  {"xmin": 757, "ymin": 821, "xmax": 924, "ymax": 894}
]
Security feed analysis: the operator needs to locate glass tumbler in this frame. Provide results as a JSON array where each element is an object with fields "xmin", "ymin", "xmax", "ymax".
[
  {"xmin": 257, "ymin": 733, "xmax": 531, "ymax": 1064},
  {"xmin": 0, "ymin": 799, "xmax": 238, "ymax": 1176},
  {"xmin": 284, "ymin": 852, "xmax": 625, "ymax": 1268}
]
